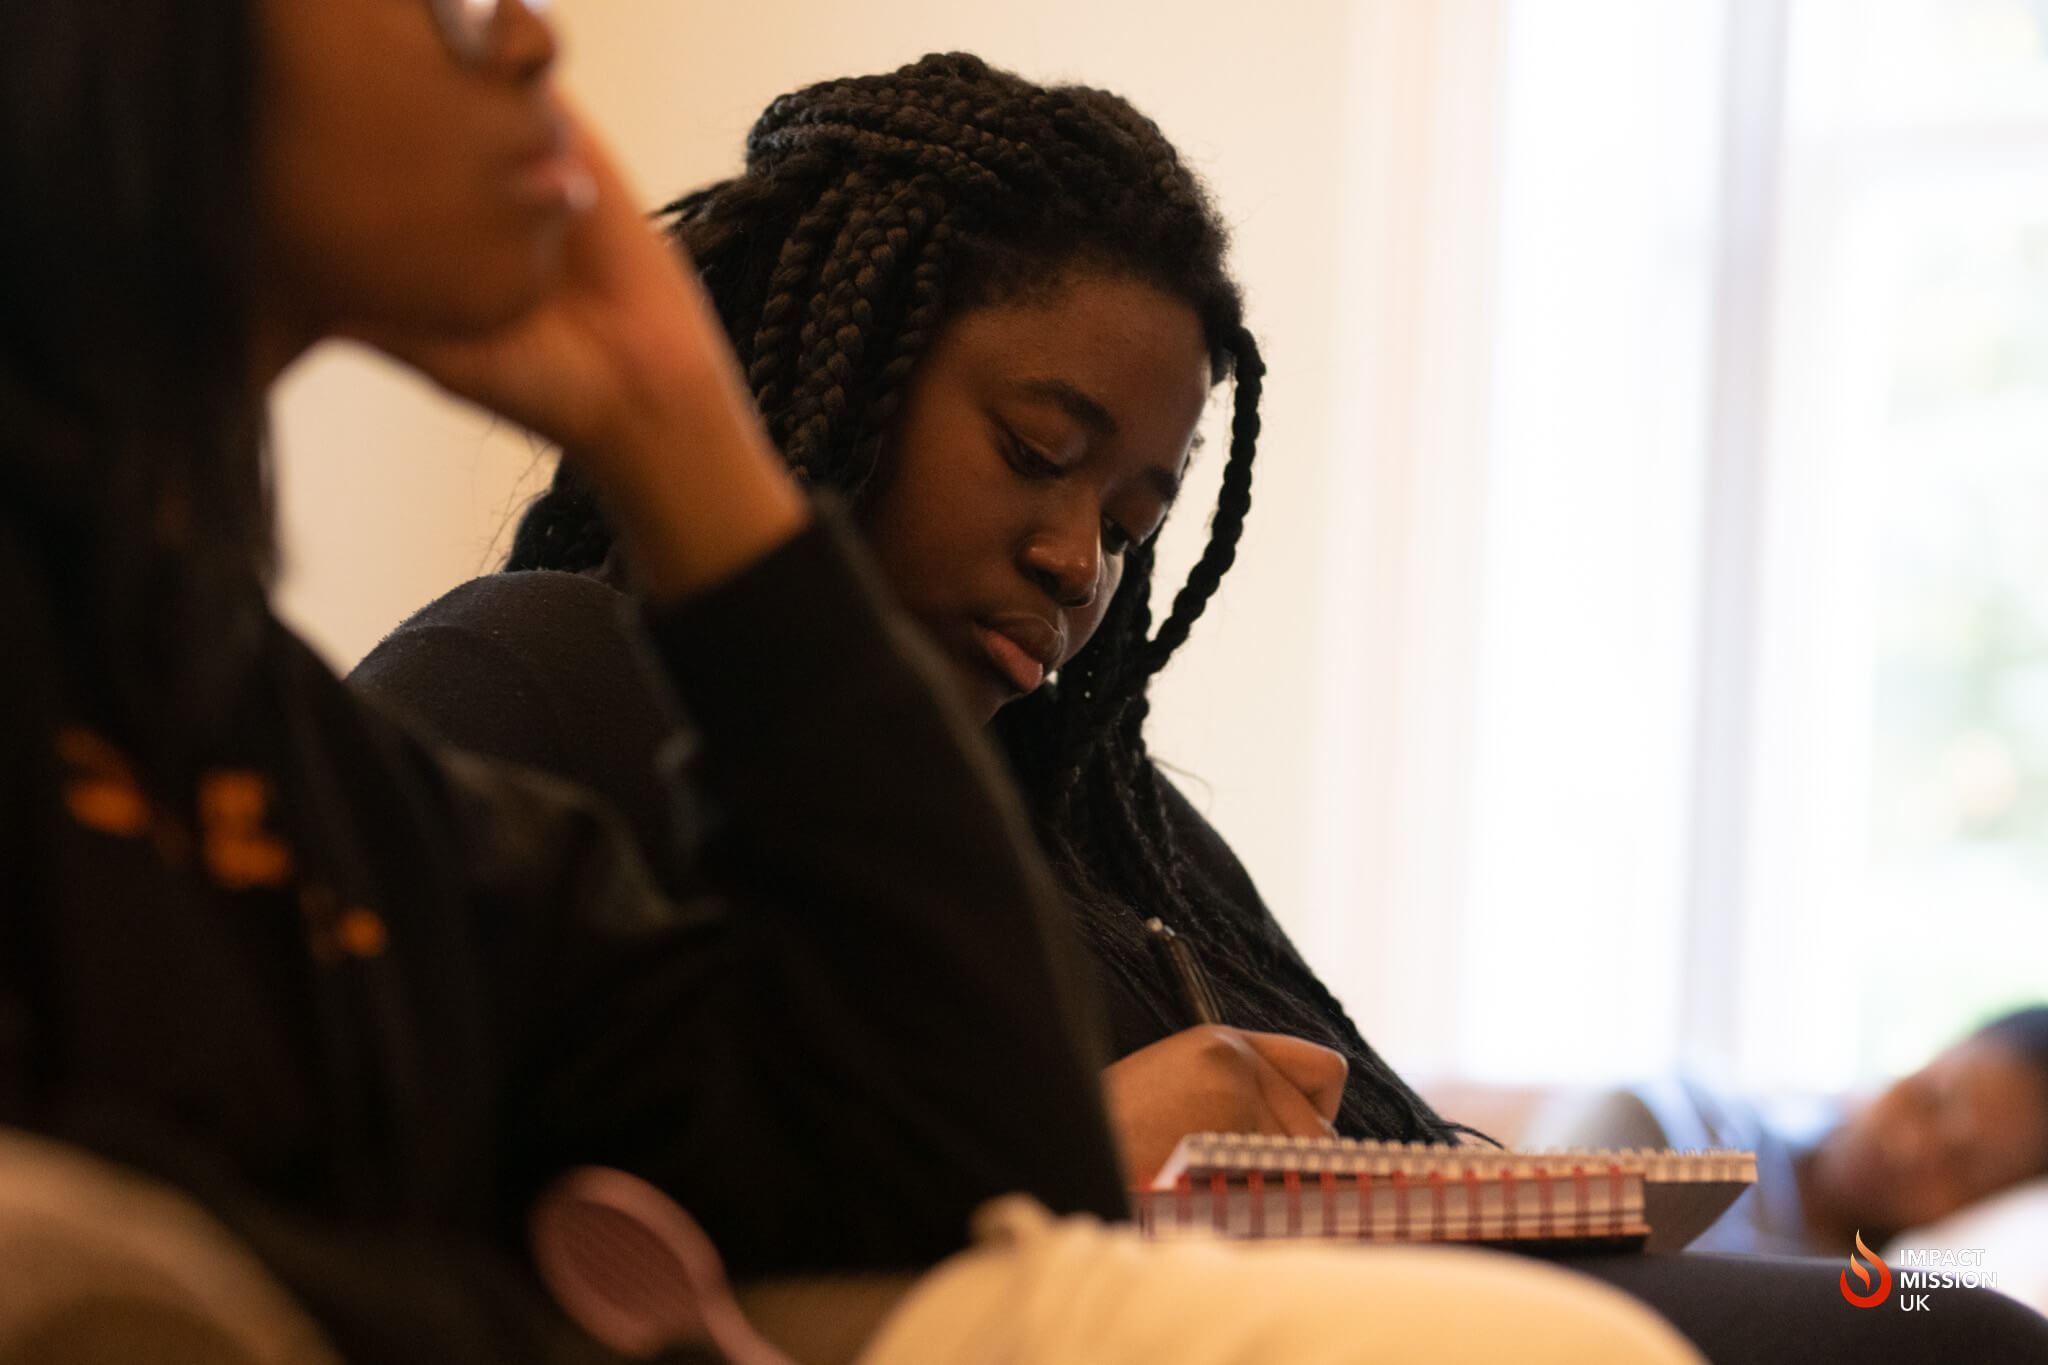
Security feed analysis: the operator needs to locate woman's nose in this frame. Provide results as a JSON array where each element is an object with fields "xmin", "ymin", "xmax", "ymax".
[
  {"xmin": 493, "ymin": 0, "xmax": 560, "ymax": 83},
  {"xmin": 1021, "ymin": 518, "xmax": 1102, "ymax": 609}
]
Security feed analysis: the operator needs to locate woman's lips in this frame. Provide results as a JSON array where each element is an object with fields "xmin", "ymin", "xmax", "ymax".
[
  {"xmin": 509, "ymin": 146, "xmax": 595, "ymax": 214},
  {"xmin": 974, "ymin": 622, "xmax": 1049, "ymax": 695},
  {"xmin": 507, "ymin": 115, "xmax": 594, "ymax": 214}
]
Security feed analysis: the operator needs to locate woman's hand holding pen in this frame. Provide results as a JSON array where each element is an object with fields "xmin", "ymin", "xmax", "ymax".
[{"xmin": 1102, "ymin": 1026, "xmax": 1348, "ymax": 1188}]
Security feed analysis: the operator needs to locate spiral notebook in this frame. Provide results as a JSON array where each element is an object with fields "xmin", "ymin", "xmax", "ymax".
[{"xmin": 1135, "ymin": 1134, "xmax": 1755, "ymax": 1254}]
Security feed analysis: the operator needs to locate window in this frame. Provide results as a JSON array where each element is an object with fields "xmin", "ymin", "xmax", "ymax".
[
  {"xmin": 1327, "ymin": 0, "xmax": 2048, "ymax": 1090},
  {"xmin": 1741, "ymin": 0, "xmax": 2048, "ymax": 1084}
]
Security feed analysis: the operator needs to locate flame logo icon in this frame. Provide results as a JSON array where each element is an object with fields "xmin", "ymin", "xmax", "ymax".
[{"xmin": 1839, "ymin": 1230, "xmax": 1892, "ymax": 1308}]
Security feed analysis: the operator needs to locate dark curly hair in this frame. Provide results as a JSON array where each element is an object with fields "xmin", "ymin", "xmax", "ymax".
[{"xmin": 510, "ymin": 53, "xmax": 1454, "ymax": 1141}]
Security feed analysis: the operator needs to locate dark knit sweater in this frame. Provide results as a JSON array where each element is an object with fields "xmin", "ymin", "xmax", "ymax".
[{"xmin": 0, "ymin": 510, "xmax": 1125, "ymax": 1364}]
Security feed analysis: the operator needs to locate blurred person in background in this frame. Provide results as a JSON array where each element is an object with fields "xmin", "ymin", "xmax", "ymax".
[{"xmin": 1533, "ymin": 1007, "xmax": 2048, "ymax": 1256}]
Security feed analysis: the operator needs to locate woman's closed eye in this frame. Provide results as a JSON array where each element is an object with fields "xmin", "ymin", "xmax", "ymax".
[
  {"xmin": 999, "ymin": 424, "xmax": 1066, "ymax": 480},
  {"xmin": 997, "ymin": 422, "xmax": 1148, "ymax": 555}
]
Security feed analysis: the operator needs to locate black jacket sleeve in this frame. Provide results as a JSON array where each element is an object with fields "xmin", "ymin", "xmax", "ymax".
[{"xmin": 450, "ymin": 514, "xmax": 1127, "ymax": 1277}]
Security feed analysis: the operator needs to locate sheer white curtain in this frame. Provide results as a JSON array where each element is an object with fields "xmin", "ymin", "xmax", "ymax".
[
  {"xmin": 1738, "ymin": 0, "xmax": 2048, "ymax": 1086},
  {"xmin": 1305, "ymin": 0, "xmax": 1512, "ymax": 1086},
  {"xmin": 1310, "ymin": 0, "xmax": 1730, "ymax": 1085}
]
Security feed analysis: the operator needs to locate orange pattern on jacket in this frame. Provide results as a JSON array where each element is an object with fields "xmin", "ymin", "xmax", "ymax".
[{"xmin": 55, "ymin": 726, "xmax": 385, "ymax": 960}]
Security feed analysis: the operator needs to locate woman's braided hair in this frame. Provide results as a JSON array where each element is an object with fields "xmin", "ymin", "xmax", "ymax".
[{"xmin": 510, "ymin": 53, "xmax": 1454, "ymax": 1141}]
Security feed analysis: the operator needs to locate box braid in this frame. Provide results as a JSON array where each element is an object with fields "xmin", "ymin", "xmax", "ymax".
[{"xmin": 509, "ymin": 53, "xmax": 1458, "ymax": 1142}]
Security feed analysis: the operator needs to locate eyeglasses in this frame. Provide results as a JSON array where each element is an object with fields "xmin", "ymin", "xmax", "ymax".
[{"xmin": 427, "ymin": 0, "xmax": 552, "ymax": 67}]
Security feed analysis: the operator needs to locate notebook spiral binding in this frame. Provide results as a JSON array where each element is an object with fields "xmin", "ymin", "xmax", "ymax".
[{"xmin": 1134, "ymin": 1133, "xmax": 1756, "ymax": 1252}]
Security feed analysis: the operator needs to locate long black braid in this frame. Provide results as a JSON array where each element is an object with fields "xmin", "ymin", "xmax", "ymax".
[{"xmin": 509, "ymin": 54, "xmax": 1457, "ymax": 1142}]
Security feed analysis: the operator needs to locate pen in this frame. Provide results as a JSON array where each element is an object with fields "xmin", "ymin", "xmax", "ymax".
[{"xmin": 1145, "ymin": 917, "xmax": 1223, "ymax": 1027}]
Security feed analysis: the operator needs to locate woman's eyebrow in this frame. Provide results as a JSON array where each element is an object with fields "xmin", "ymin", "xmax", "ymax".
[{"xmin": 1013, "ymin": 377, "xmax": 1118, "ymax": 437}]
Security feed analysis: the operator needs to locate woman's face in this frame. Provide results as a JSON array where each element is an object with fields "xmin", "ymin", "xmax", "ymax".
[
  {"xmin": 861, "ymin": 271, "xmax": 1213, "ymax": 725},
  {"xmin": 253, "ymin": 0, "xmax": 586, "ymax": 347},
  {"xmin": 1810, "ymin": 1035, "xmax": 2048, "ymax": 1235}
]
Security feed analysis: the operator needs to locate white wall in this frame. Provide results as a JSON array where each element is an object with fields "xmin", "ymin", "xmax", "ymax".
[{"xmin": 271, "ymin": 0, "xmax": 1407, "ymax": 1027}]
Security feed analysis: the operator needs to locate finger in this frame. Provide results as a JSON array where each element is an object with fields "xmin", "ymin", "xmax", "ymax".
[
  {"xmin": 549, "ymin": 96, "xmax": 638, "ymax": 225},
  {"xmin": 1241, "ymin": 1031, "xmax": 1348, "ymax": 1125},
  {"xmin": 550, "ymin": 100, "xmax": 702, "ymax": 276},
  {"xmin": 1246, "ymin": 1048, "xmax": 1338, "ymax": 1140},
  {"xmin": 1100, "ymin": 1028, "xmax": 1262, "ymax": 1186}
]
